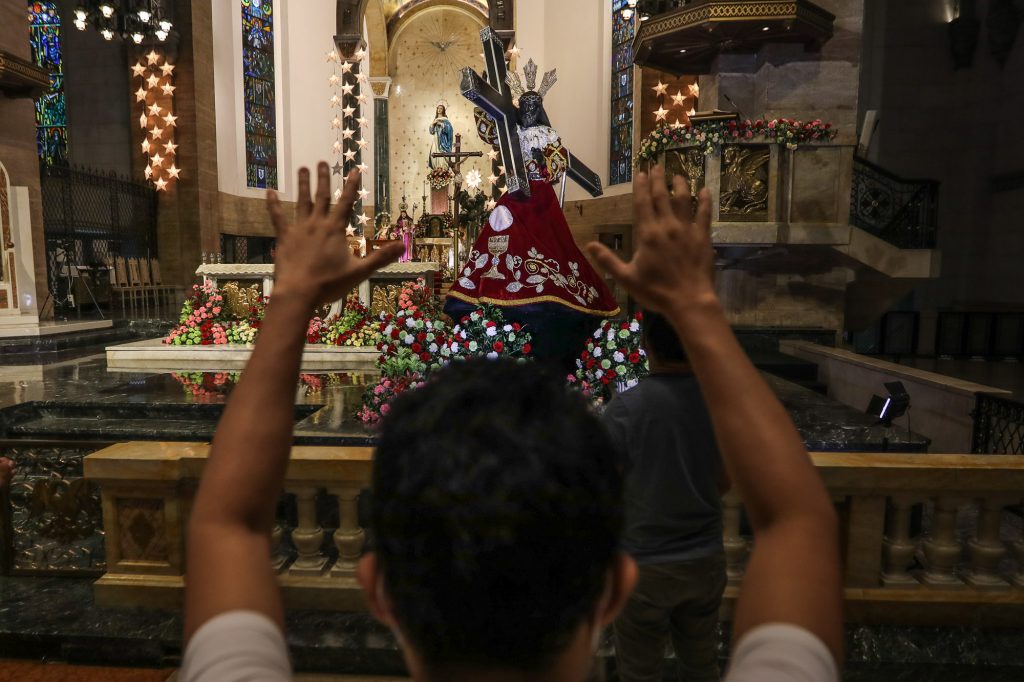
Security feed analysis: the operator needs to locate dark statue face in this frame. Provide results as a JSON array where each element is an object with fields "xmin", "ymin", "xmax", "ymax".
[{"xmin": 518, "ymin": 94, "xmax": 543, "ymax": 127}]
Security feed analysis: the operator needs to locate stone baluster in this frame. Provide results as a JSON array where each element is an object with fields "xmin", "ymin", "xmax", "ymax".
[
  {"xmin": 965, "ymin": 498, "xmax": 1010, "ymax": 589},
  {"xmin": 882, "ymin": 497, "xmax": 919, "ymax": 587},
  {"xmin": 722, "ymin": 495, "xmax": 747, "ymax": 583},
  {"xmin": 287, "ymin": 487, "xmax": 328, "ymax": 576},
  {"xmin": 921, "ymin": 496, "xmax": 964, "ymax": 588},
  {"xmin": 270, "ymin": 523, "xmax": 289, "ymax": 573},
  {"xmin": 330, "ymin": 487, "xmax": 367, "ymax": 577}
]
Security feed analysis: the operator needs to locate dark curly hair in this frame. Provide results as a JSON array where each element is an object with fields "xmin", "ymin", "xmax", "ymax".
[{"xmin": 371, "ymin": 359, "xmax": 623, "ymax": 673}]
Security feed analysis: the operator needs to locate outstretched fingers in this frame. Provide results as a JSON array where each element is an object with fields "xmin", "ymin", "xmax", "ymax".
[
  {"xmin": 632, "ymin": 170, "xmax": 655, "ymax": 234},
  {"xmin": 330, "ymin": 169, "xmax": 362, "ymax": 226},
  {"xmin": 313, "ymin": 162, "xmax": 331, "ymax": 217},
  {"xmin": 296, "ymin": 167, "xmax": 312, "ymax": 220},
  {"xmin": 649, "ymin": 165, "xmax": 673, "ymax": 219},
  {"xmin": 670, "ymin": 174, "xmax": 693, "ymax": 223},
  {"xmin": 348, "ymin": 242, "xmax": 404, "ymax": 283},
  {"xmin": 266, "ymin": 190, "xmax": 287, "ymax": 238},
  {"xmin": 586, "ymin": 242, "xmax": 634, "ymax": 288}
]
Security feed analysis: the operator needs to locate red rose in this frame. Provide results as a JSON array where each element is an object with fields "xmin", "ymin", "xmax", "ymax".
[
  {"xmin": 411, "ymin": 343, "xmax": 422, "ymax": 353},
  {"xmin": 635, "ymin": 312, "xmax": 644, "ymax": 321},
  {"xmin": 461, "ymin": 316, "xmax": 470, "ymax": 324},
  {"xmin": 391, "ymin": 329, "xmax": 400, "ymax": 339},
  {"xmin": 420, "ymin": 352, "xmax": 431, "ymax": 363},
  {"xmin": 486, "ymin": 321, "xmax": 497, "ymax": 328},
  {"xmin": 464, "ymin": 341, "xmax": 471, "ymax": 349},
  {"xmin": 417, "ymin": 332, "xmax": 427, "ymax": 341},
  {"xmin": 493, "ymin": 341, "xmax": 505, "ymax": 353},
  {"xmin": 522, "ymin": 343, "xmax": 532, "ymax": 355},
  {"xmin": 629, "ymin": 352, "xmax": 641, "ymax": 364},
  {"xmin": 512, "ymin": 323, "xmax": 521, "ymax": 331},
  {"xmin": 600, "ymin": 376, "xmax": 610, "ymax": 385},
  {"xmin": 621, "ymin": 322, "xmax": 630, "ymax": 330},
  {"xmin": 586, "ymin": 358, "xmax": 596, "ymax": 369},
  {"xmin": 581, "ymin": 350, "xmax": 590, "ymax": 360}
]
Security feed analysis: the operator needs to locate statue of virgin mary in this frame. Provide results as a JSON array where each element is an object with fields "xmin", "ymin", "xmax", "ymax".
[{"xmin": 428, "ymin": 103, "xmax": 454, "ymax": 169}]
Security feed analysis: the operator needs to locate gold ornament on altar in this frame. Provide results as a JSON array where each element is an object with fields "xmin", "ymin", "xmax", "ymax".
[{"xmin": 221, "ymin": 282, "xmax": 263, "ymax": 319}]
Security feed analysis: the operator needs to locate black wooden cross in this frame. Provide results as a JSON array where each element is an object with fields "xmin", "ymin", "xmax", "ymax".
[{"xmin": 460, "ymin": 27, "xmax": 604, "ymax": 199}]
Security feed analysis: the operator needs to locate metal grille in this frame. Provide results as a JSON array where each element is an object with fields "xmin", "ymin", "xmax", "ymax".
[
  {"xmin": 972, "ymin": 393, "xmax": 1024, "ymax": 454},
  {"xmin": 851, "ymin": 156, "xmax": 939, "ymax": 249},
  {"xmin": 40, "ymin": 163, "xmax": 158, "ymax": 307}
]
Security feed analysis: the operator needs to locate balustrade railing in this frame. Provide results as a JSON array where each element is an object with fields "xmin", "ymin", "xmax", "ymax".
[
  {"xmin": 850, "ymin": 156, "xmax": 939, "ymax": 249},
  {"xmin": 973, "ymin": 393, "xmax": 1024, "ymax": 455},
  {"xmin": 82, "ymin": 445, "xmax": 1024, "ymax": 621}
]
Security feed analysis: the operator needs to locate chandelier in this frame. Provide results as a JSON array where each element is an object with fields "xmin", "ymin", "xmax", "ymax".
[{"xmin": 72, "ymin": 0, "xmax": 175, "ymax": 44}]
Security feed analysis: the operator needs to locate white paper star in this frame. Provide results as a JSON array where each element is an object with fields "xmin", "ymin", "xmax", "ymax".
[
  {"xmin": 342, "ymin": 105, "xmax": 356, "ymax": 118},
  {"xmin": 487, "ymin": 149, "xmax": 500, "ymax": 161},
  {"xmin": 141, "ymin": 139, "xmax": 151, "ymax": 153},
  {"xmin": 325, "ymin": 50, "xmax": 339, "ymax": 63},
  {"xmin": 146, "ymin": 74, "xmax": 160, "ymax": 89},
  {"xmin": 139, "ymin": 112, "xmax": 148, "ymax": 128},
  {"xmin": 356, "ymin": 138, "xmax": 368, "ymax": 149},
  {"xmin": 341, "ymin": 83, "xmax": 355, "ymax": 95},
  {"xmin": 342, "ymin": 128, "xmax": 355, "ymax": 140},
  {"xmin": 167, "ymin": 165, "xmax": 181, "ymax": 179},
  {"xmin": 509, "ymin": 44, "xmax": 522, "ymax": 58},
  {"xmin": 144, "ymin": 165, "xmax": 153, "ymax": 179},
  {"xmin": 687, "ymin": 107, "xmax": 696, "ymax": 117},
  {"xmin": 356, "ymin": 93, "xmax": 367, "ymax": 104},
  {"xmin": 356, "ymin": 213, "xmax": 369, "ymax": 225},
  {"xmin": 151, "ymin": 125, "xmax": 164, "ymax": 139},
  {"xmin": 146, "ymin": 50, "xmax": 161, "ymax": 65},
  {"xmin": 346, "ymin": 226, "xmax": 356, "ymax": 236},
  {"xmin": 328, "ymin": 74, "xmax": 341, "ymax": 87},
  {"xmin": 160, "ymin": 63, "xmax": 175, "ymax": 76},
  {"xmin": 688, "ymin": 82, "xmax": 700, "ymax": 98},
  {"xmin": 672, "ymin": 91, "xmax": 687, "ymax": 107},
  {"xmin": 654, "ymin": 105, "xmax": 669, "ymax": 121},
  {"xmin": 162, "ymin": 112, "xmax": 178, "ymax": 127},
  {"xmin": 150, "ymin": 152, "xmax": 164, "ymax": 166},
  {"xmin": 485, "ymin": 199, "xmax": 497, "ymax": 210},
  {"xmin": 356, "ymin": 162, "xmax": 368, "ymax": 173},
  {"xmin": 155, "ymin": 177, "xmax": 168, "ymax": 191},
  {"xmin": 135, "ymin": 87, "xmax": 147, "ymax": 102},
  {"xmin": 466, "ymin": 169, "xmax": 483, "ymax": 189},
  {"xmin": 329, "ymin": 95, "xmax": 341, "ymax": 108},
  {"xmin": 357, "ymin": 187, "xmax": 369, "ymax": 201},
  {"xmin": 487, "ymin": 173, "xmax": 499, "ymax": 185},
  {"xmin": 357, "ymin": 72, "xmax": 369, "ymax": 83},
  {"xmin": 163, "ymin": 140, "xmax": 178, "ymax": 154},
  {"xmin": 161, "ymin": 83, "xmax": 176, "ymax": 96},
  {"xmin": 343, "ymin": 149, "xmax": 357, "ymax": 162},
  {"xmin": 331, "ymin": 117, "xmax": 342, "ymax": 129},
  {"xmin": 147, "ymin": 102, "xmax": 162, "ymax": 116},
  {"xmin": 131, "ymin": 62, "xmax": 147, "ymax": 77},
  {"xmin": 356, "ymin": 117, "xmax": 368, "ymax": 128},
  {"xmin": 354, "ymin": 48, "xmax": 367, "ymax": 61},
  {"xmin": 332, "ymin": 141, "xmax": 344, "ymax": 153},
  {"xmin": 341, "ymin": 61, "xmax": 353, "ymax": 74},
  {"xmin": 653, "ymin": 81, "xmax": 668, "ymax": 96}
]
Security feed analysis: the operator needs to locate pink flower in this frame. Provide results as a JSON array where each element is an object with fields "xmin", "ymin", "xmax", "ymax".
[{"xmin": 380, "ymin": 404, "xmax": 391, "ymax": 416}]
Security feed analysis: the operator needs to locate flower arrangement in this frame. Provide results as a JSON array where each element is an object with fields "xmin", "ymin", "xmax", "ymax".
[
  {"xmin": 165, "ymin": 281, "xmax": 229, "ymax": 346},
  {"xmin": 571, "ymin": 312, "xmax": 648, "ymax": 405},
  {"xmin": 428, "ymin": 166, "xmax": 455, "ymax": 190},
  {"xmin": 356, "ymin": 370, "xmax": 427, "ymax": 426},
  {"xmin": 172, "ymin": 371, "xmax": 241, "ymax": 400},
  {"xmin": 378, "ymin": 308, "xmax": 451, "ymax": 371},
  {"xmin": 439, "ymin": 306, "xmax": 533, "ymax": 362},
  {"xmin": 635, "ymin": 118, "xmax": 837, "ymax": 165}
]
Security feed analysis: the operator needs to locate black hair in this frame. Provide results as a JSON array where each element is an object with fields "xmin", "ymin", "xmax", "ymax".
[
  {"xmin": 371, "ymin": 359, "xmax": 623, "ymax": 673},
  {"xmin": 641, "ymin": 310, "xmax": 688, "ymax": 363}
]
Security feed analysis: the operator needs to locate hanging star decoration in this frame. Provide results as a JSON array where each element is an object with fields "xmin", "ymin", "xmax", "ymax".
[
  {"xmin": 357, "ymin": 187, "xmax": 369, "ymax": 201},
  {"xmin": 343, "ymin": 150, "xmax": 357, "ymax": 162},
  {"xmin": 341, "ymin": 83, "xmax": 355, "ymax": 95},
  {"xmin": 342, "ymin": 128, "xmax": 355, "ymax": 140},
  {"xmin": 340, "ymin": 61, "xmax": 353, "ymax": 74},
  {"xmin": 356, "ymin": 138, "xmax": 368, "ymax": 149},
  {"xmin": 356, "ymin": 213, "xmax": 370, "ymax": 226},
  {"xmin": 688, "ymin": 82, "xmax": 700, "ymax": 98},
  {"xmin": 653, "ymin": 81, "xmax": 669, "ymax": 96},
  {"xmin": 332, "ymin": 141, "xmax": 344, "ymax": 154},
  {"xmin": 487, "ymin": 148, "xmax": 500, "ymax": 161},
  {"xmin": 487, "ymin": 172, "xmax": 500, "ymax": 185},
  {"xmin": 334, "ymin": 188, "xmax": 344, "ymax": 200},
  {"xmin": 328, "ymin": 74, "xmax": 341, "ymax": 87},
  {"xmin": 654, "ymin": 105, "xmax": 669, "ymax": 121},
  {"xmin": 356, "ymin": 117, "xmax": 368, "ymax": 128},
  {"xmin": 672, "ymin": 91, "xmax": 687, "ymax": 108},
  {"xmin": 342, "ymin": 104, "xmax": 356, "ymax": 118},
  {"xmin": 485, "ymin": 199, "xmax": 497, "ymax": 211},
  {"xmin": 326, "ymin": 50, "xmax": 339, "ymax": 63},
  {"xmin": 134, "ymin": 51, "xmax": 180, "ymax": 190},
  {"xmin": 332, "ymin": 162, "xmax": 344, "ymax": 175},
  {"xmin": 346, "ymin": 225, "xmax": 357, "ymax": 236},
  {"xmin": 356, "ymin": 162, "xmax": 369, "ymax": 174},
  {"xmin": 331, "ymin": 117, "xmax": 342, "ymax": 129}
]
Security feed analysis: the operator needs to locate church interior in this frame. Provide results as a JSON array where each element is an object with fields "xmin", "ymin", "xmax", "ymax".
[{"xmin": 1, "ymin": 0, "xmax": 1023, "ymax": 679}]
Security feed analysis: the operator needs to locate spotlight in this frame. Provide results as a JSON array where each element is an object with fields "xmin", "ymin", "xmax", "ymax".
[{"xmin": 867, "ymin": 381, "xmax": 911, "ymax": 426}]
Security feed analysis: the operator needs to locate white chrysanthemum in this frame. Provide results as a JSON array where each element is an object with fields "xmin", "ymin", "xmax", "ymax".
[
  {"xmin": 594, "ymin": 347, "xmax": 603, "ymax": 357},
  {"xmin": 613, "ymin": 351, "xmax": 625, "ymax": 363},
  {"xmin": 404, "ymin": 334, "xmax": 414, "ymax": 344},
  {"xmin": 486, "ymin": 327, "xmax": 498, "ymax": 337}
]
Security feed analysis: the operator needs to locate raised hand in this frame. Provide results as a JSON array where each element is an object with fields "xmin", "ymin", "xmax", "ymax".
[
  {"xmin": 267, "ymin": 164, "xmax": 404, "ymax": 307},
  {"xmin": 586, "ymin": 165, "xmax": 716, "ymax": 324}
]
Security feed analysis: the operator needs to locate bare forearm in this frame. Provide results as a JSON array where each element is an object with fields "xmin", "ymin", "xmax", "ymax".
[
  {"xmin": 193, "ymin": 293, "xmax": 313, "ymax": 532},
  {"xmin": 668, "ymin": 299, "xmax": 834, "ymax": 528}
]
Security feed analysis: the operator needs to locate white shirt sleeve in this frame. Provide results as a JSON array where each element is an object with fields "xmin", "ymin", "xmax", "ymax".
[
  {"xmin": 724, "ymin": 624, "xmax": 839, "ymax": 682},
  {"xmin": 180, "ymin": 611, "xmax": 292, "ymax": 682}
]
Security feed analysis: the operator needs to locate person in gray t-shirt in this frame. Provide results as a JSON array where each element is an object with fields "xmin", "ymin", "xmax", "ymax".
[{"xmin": 603, "ymin": 310, "xmax": 728, "ymax": 682}]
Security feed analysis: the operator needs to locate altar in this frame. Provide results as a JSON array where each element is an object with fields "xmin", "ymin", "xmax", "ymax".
[{"xmin": 360, "ymin": 261, "xmax": 440, "ymax": 317}]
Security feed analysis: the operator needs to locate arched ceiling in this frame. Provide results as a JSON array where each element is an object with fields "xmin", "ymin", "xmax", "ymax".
[{"xmin": 383, "ymin": 0, "xmax": 487, "ymax": 26}]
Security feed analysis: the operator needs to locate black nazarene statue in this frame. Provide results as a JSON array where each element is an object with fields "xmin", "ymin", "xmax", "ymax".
[{"xmin": 445, "ymin": 31, "xmax": 619, "ymax": 367}]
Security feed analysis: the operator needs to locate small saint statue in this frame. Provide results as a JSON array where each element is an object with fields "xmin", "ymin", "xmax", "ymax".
[
  {"xmin": 395, "ymin": 201, "xmax": 416, "ymax": 263},
  {"xmin": 428, "ymin": 102, "xmax": 454, "ymax": 169}
]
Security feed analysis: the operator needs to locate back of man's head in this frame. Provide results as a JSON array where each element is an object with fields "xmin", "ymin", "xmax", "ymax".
[
  {"xmin": 641, "ymin": 310, "xmax": 688, "ymax": 364},
  {"xmin": 371, "ymin": 359, "xmax": 623, "ymax": 673}
]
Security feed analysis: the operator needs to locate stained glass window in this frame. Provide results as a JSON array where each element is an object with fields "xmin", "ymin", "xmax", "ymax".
[
  {"xmin": 610, "ymin": 0, "xmax": 635, "ymax": 186},
  {"xmin": 28, "ymin": 1, "xmax": 68, "ymax": 165},
  {"xmin": 242, "ymin": 0, "xmax": 278, "ymax": 189}
]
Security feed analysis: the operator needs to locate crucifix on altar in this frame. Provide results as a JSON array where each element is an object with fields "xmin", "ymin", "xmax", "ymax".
[{"xmin": 431, "ymin": 133, "xmax": 483, "ymax": 273}]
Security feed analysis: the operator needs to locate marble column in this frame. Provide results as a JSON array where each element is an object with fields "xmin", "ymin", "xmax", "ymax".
[{"xmin": 369, "ymin": 77, "xmax": 392, "ymax": 217}]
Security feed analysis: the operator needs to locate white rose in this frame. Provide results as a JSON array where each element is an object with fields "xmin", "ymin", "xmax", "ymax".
[
  {"xmin": 613, "ymin": 351, "xmax": 625, "ymax": 363},
  {"xmin": 630, "ymin": 322, "xmax": 640, "ymax": 332},
  {"xmin": 429, "ymin": 343, "xmax": 438, "ymax": 353},
  {"xmin": 503, "ymin": 325, "xmax": 513, "ymax": 332},
  {"xmin": 487, "ymin": 352, "xmax": 499, "ymax": 360},
  {"xmin": 404, "ymin": 334, "xmax": 414, "ymax": 344},
  {"xmin": 486, "ymin": 327, "xmax": 498, "ymax": 337},
  {"xmin": 594, "ymin": 347, "xmax": 603, "ymax": 357}
]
